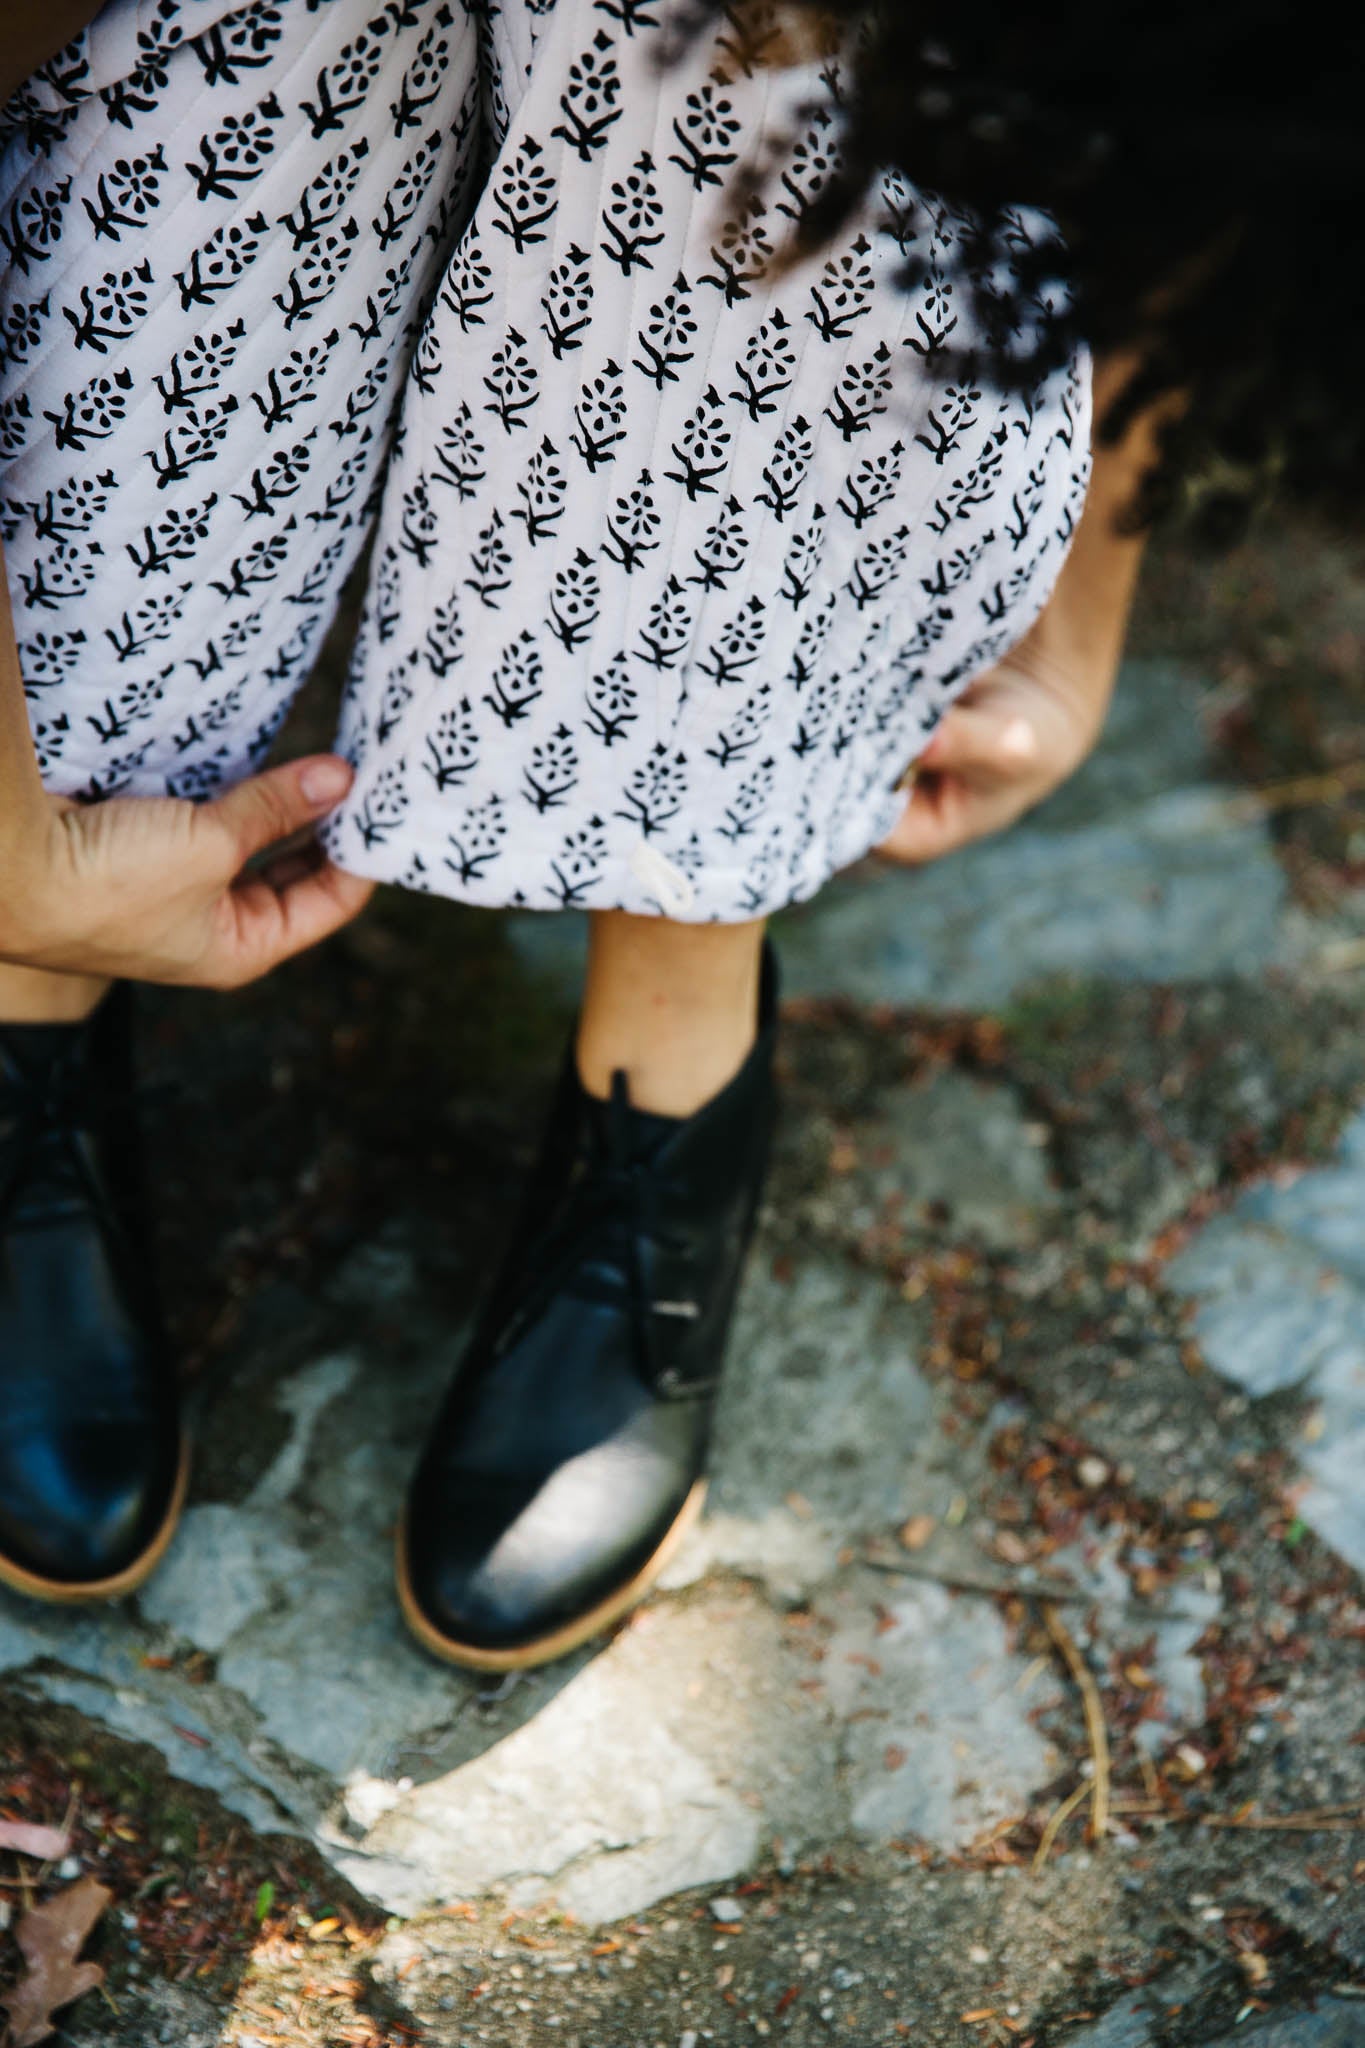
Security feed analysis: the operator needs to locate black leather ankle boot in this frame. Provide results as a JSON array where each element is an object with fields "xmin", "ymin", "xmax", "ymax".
[
  {"xmin": 0, "ymin": 988, "xmax": 186, "ymax": 1602},
  {"xmin": 397, "ymin": 944, "xmax": 780, "ymax": 1670}
]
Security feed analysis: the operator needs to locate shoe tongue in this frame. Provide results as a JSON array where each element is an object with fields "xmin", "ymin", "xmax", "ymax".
[{"xmin": 583, "ymin": 1081, "xmax": 683, "ymax": 1168}]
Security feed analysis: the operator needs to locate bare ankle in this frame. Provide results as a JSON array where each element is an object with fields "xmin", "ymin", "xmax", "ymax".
[
  {"xmin": 0, "ymin": 960, "xmax": 112, "ymax": 1024},
  {"xmin": 576, "ymin": 911, "xmax": 765, "ymax": 1117}
]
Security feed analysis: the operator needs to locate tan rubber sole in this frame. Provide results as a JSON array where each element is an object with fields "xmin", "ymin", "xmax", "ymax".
[
  {"xmin": 394, "ymin": 1479, "xmax": 708, "ymax": 1672},
  {"xmin": 0, "ymin": 1438, "xmax": 191, "ymax": 1606}
]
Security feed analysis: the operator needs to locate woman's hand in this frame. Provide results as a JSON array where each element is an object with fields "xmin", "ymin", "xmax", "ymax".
[
  {"xmin": 1, "ymin": 754, "xmax": 374, "ymax": 989},
  {"xmin": 879, "ymin": 347, "xmax": 1172, "ymax": 866},
  {"xmin": 875, "ymin": 647, "xmax": 1113, "ymax": 864}
]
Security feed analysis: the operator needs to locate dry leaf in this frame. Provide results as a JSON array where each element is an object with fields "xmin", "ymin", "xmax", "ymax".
[
  {"xmin": 0, "ymin": 1822, "xmax": 71, "ymax": 1863},
  {"xmin": 1, "ymin": 1876, "xmax": 111, "ymax": 2047}
]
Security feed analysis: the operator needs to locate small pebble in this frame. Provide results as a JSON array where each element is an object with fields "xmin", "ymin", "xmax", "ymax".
[
  {"xmin": 968, "ymin": 1945, "xmax": 991, "ymax": 1965},
  {"xmin": 709, "ymin": 1898, "xmax": 743, "ymax": 1924}
]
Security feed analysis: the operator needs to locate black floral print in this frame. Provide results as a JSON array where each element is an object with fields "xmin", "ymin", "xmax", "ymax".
[{"xmin": 1, "ymin": 0, "xmax": 1089, "ymax": 916}]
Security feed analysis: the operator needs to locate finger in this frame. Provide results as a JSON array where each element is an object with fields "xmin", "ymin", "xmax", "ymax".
[
  {"xmin": 204, "ymin": 755, "xmax": 355, "ymax": 870},
  {"xmin": 915, "ymin": 701, "xmax": 1037, "ymax": 781},
  {"xmin": 874, "ymin": 773, "xmax": 972, "ymax": 865},
  {"xmin": 212, "ymin": 861, "xmax": 375, "ymax": 985},
  {"xmin": 875, "ymin": 772, "xmax": 1026, "ymax": 866},
  {"xmin": 256, "ymin": 841, "xmax": 324, "ymax": 891}
]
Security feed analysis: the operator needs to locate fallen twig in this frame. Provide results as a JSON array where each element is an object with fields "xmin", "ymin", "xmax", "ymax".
[
  {"xmin": 1199, "ymin": 1808, "xmax": 1363, "ymax": 1832},
  {"xmin": 1042, "ymin": 1603, "xmax": 1111, "ymax": 1845},
  {"xmin": 1222, "ymin": 758, "xmax": 1365, "ymax": 822},
  {"xmin": 864, "ymin": 1553, "xmax": 1197, "ymax": 1624},
  {"xmin": 1032, "ymin": 1781, "xmax": 1091, "ymax": 1869},
  {"xmin": 1315, "ymin": 936, "xmax": 1365, "ymax": 974},
  {"xmin": 865, "ymin": 1555, "xmax": 1087, "ymax": 1605}
]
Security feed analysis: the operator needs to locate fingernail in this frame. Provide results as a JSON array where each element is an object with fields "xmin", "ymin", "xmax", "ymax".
[{"xmin": 300, "ymin": 758, "xmax": 351, "ymax": 806}]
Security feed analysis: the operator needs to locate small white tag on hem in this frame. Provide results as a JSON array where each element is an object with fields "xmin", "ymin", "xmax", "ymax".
[{"xmin": 627, "ymin": 840, "xmax": 697, "ymax": 916}]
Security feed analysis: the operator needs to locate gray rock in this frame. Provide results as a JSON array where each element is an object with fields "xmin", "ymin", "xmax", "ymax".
[
  {"xmin": 822, "ymin": 1579, "xmax": 1055, "ymax": 1847},
  {"xmin": 1167, "ymin": 1106, "xmax": 1365, "ymax": 1574},
  {"xmin": 20, "ymin": 1660, "xmax": 314, "ymax": 1837},
  {"xmin": 336, "ymin": 1643, "xmax": 763, "ymax": 1922},
  {"xmin": 856, "ymin": 1069, "xmax": 1060, "ymax": 1249},
  {"xmin": 777, "ymin": 784, "xmax": 1284, "ymax": 1009},
  {"xmin": 1055, "ymin": 1989, "xmax": 1155, "ymax": 2046},
  {"xmin": 137, "ymin": 1504, "xmax": 299, "ymax": 1654},
  {"xmin": 1166, "ymin": 1222, "xmax": 1360, "ymax": 1398},
  {"xmin": 662, "ymin": 1252, "xmax": 939, "ymax": 1595},
  {"xmin": 1203, "ymin": 2000, "xmax": 1364, "ymax": 2046}
]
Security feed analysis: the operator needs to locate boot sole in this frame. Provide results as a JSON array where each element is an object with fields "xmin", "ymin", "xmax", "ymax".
[
  {"xmin": 394, "ymin": 1478, "xmax": 707, "ymax": 1672},
  {"xmin": 0, "ymin": 1438, "xmax": 191, "ymax": 1606}
]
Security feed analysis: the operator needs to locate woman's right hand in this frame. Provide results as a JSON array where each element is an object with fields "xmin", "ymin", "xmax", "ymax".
[{"xmin": 0, "ymin": 754, "xmax": 374, "ymax": 990}]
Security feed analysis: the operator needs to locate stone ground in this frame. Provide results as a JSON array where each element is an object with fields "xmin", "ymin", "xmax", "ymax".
[{"xmin": 3, "ymin": 511, "xmax": 1365, "ymax": 2047}]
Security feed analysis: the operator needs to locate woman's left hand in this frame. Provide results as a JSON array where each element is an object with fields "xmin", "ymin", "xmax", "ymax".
[
  {"xmin": 874, "ymin": 648, "xmax": 1114, "ymax": 865},
  {"xmin": 877, "ymin": 347, "xmax": 1177, "ymax": 868}
]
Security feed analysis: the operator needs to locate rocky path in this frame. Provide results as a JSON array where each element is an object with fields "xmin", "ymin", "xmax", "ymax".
[{"xmin": 3, "ymin": 535, "xmax": 1364, "ymax": 2046}]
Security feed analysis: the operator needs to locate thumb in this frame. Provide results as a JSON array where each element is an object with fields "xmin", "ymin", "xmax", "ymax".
[
  {"xmin": 207, "ymin": 755, "xmax": 355, "ymax": 868},
  {"xmin": 915, "ymin": 702, "xmax": 1018, "ymax": 781}
]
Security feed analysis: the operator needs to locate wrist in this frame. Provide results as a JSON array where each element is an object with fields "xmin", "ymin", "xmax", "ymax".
[
  {"xmin": 1000, "ymin": 632, "xmax": 1119, "ymax": 744},
  {"xmin": 0, "ymin": 807, "xmax": 77, "ymax": 967}
]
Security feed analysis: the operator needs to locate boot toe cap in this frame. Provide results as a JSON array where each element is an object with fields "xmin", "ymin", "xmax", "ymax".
[
  {"xmin": 402, "ymin": 1448, "xmax": 696, "ymax": 1659},
  {"xmin": 0, "ymin": 1423, "xmax": 182, "ymax": 1591}
]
